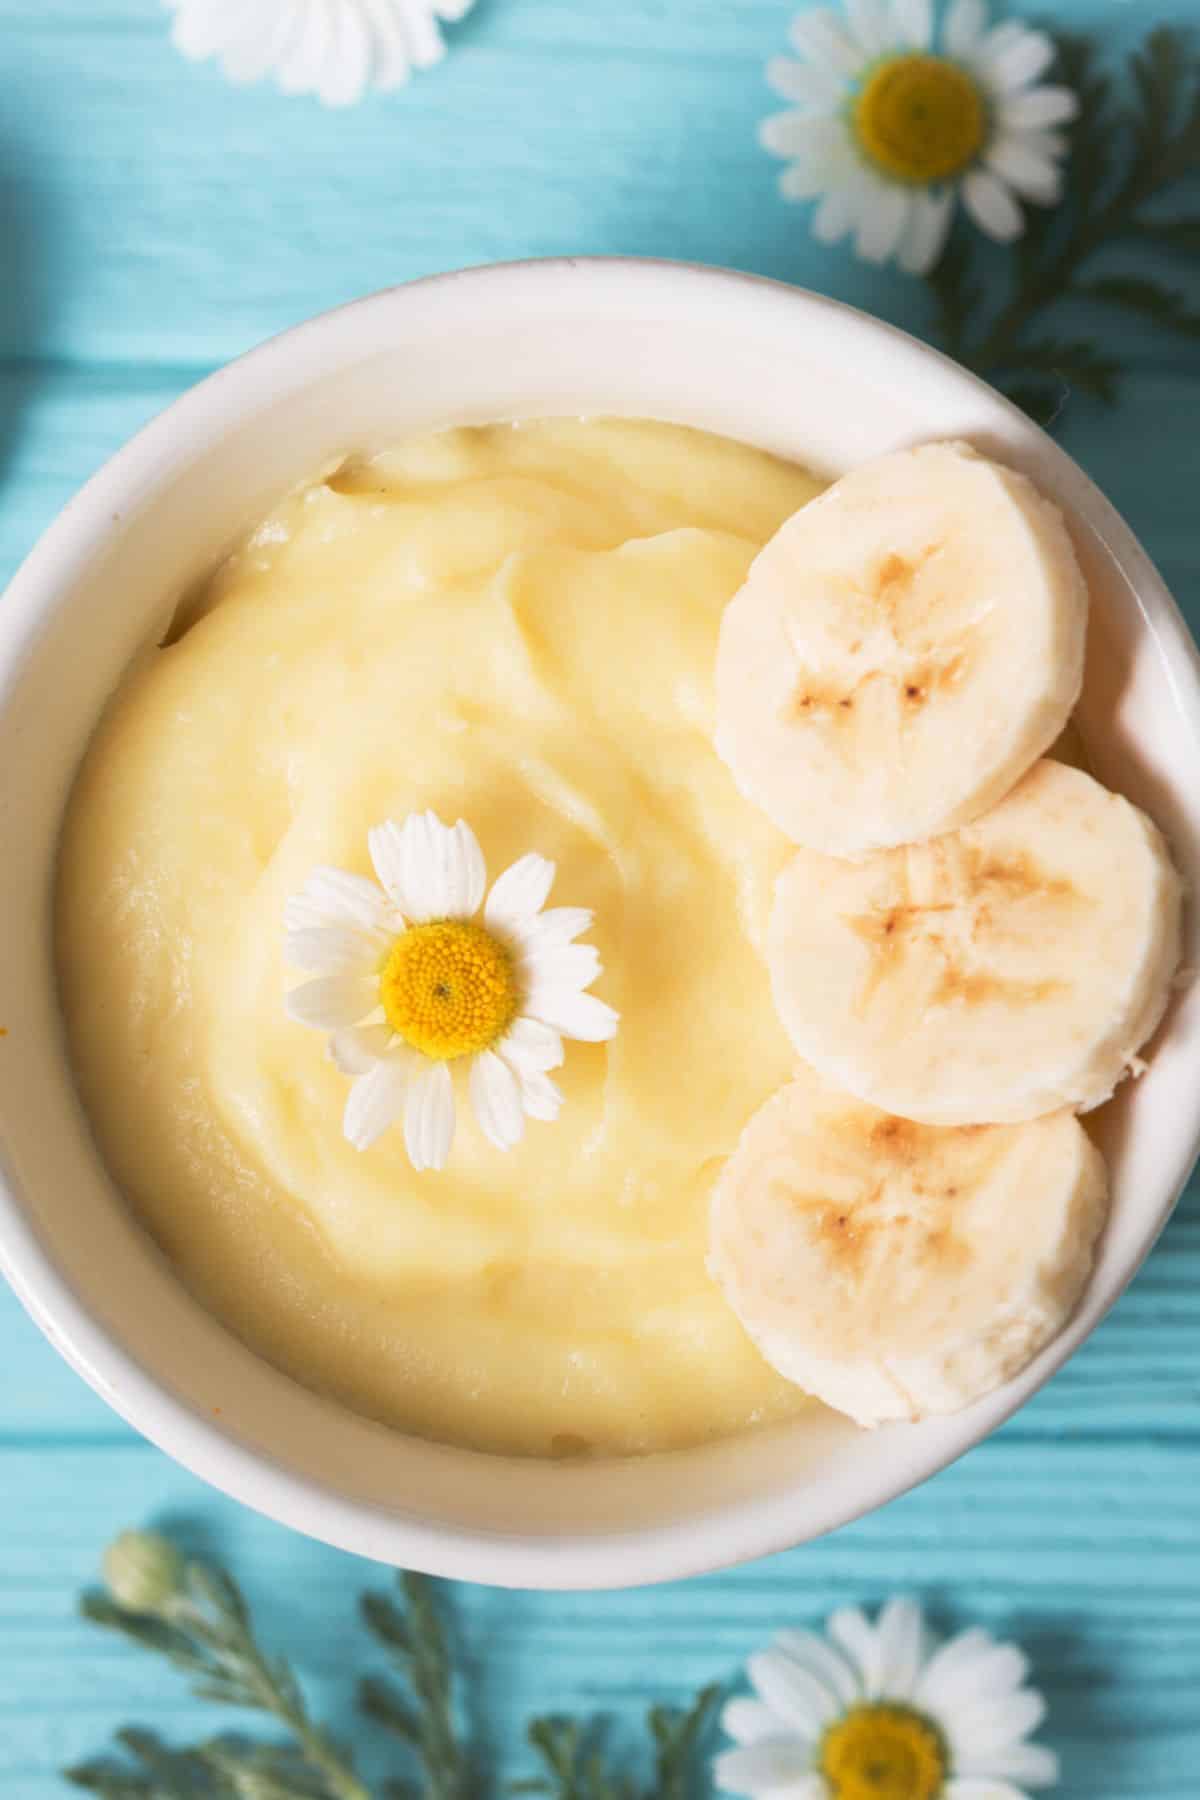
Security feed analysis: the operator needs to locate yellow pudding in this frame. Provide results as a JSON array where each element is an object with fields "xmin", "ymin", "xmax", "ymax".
[{"xmin": 56, "ymin": 418, "xmax": 823, "ymax": 1457}]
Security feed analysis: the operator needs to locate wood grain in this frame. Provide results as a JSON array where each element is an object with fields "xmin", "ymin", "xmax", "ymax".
[{"xmin": 1, "ymin": 0, "xmax": 1199, "ymax": 1794}]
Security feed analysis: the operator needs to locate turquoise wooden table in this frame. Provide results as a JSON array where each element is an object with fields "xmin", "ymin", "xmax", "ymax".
[{"xmin": 2, "ymin": 2, "xmax": 1198, "ymax": 1794}]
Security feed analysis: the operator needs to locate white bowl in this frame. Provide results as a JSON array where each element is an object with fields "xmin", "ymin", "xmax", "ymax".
[{"xmin": 2, "ymin": 259, "xmax": 1198, "ymax": 1590}]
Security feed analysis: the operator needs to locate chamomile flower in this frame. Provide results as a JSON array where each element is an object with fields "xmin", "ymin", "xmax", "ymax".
[
  {"xmin": 715, "ymin": 1598, "xmax": 1058, "ymax": 1800},
  {"xmin": 163, "ymin": 0, "xmax": 475, "ymax": 108},
  {"xmin": 761, "ymin": 0, "xmax": 1078, "ymax": 273},
  {"xmin": 285, "ymin": 811, "xmax": 617, "ymax": 1171}
]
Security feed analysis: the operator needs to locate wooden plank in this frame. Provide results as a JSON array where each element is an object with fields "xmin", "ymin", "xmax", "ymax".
[
  {"xmin": 0, "ymin": 1442, "xmax": 1197, "ymax": 1796},
  {"xmin": 0, "ymin": 0, "xmax": 1194, "ymax": 371},
  {"xmin": 0, "ymin": 0, "xmax": 1198, "ymax": 1790}
]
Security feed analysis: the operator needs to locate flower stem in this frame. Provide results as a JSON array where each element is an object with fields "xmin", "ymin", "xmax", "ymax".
[
  {"xmin": 971, "ymin": 152, "xmax": 1175, "ymax": 376},
  {"xmin": 170, "ymin": 1580, "xmax": 374, "ymax": 1800}
]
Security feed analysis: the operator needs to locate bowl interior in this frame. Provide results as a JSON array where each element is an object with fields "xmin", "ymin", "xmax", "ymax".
[{"xmin": 2, "ymin": 261, "xmax": 1199, "ymax": 1587}]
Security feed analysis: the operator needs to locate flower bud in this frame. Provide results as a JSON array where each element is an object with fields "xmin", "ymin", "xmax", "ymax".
[{"xmin": 102, "ymin": 1530, "xmax": 185, "ymax": 1615}]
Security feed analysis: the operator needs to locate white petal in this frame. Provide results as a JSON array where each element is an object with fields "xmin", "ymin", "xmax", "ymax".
[
  {"xmin": 766, "ymin": 56, "xmax": 845, "ymax": 107},
  {"xmin": 951, "ymin": 1688, "xmax": 1047, "ymax": 1758},
  {"xmin": 278, "ymin": 0, "xmax": 332, "ymax": 94},
  {"xmin": 344, "ymin": 1057, "xmax": 407, "ymax": 1150},
  {"xmin": 393, "ymin": 0, "xmax": 445, "ymax": 69},
  {"xmin": 827, "ymin": 1607, "xmax": 884, "ymax": 1698},
  {"xmin": 772, "ymin": 1630, "xmax": 862, "ymax": 1711},
  {"xmin": 524, "ymin": 987, "xmax": 619, "ymax": 1043},
  {"xmin": 221, "ymin": 4, "xmax": 301, "ymax": 82},
  {"xmin": 284, "ymin": 866, "xmax": 393, "ymax": 934},
  {"xmin": 497, "ymin": 1015, "xmax": 565, "ymax": 1075},
  {"xmin": 286, "ymin": 973, "xmax": 378, "ymax": 1030},
  {"xmin": 512, "ymin": 907, "xmax": 594, "ymax": 954},
  {"xmin": 712, "ymin": 1742, "xmax": 816, "ymax": 1795},
  {"xmin": 330, "ymin": 1023, "xmax": 395, "ymax": 1075},
  {"xmin": 873, "ymin": 1597, "xmax": 925, "ymax": 1701},
  {"xmin": 510, "ymin": 1066, "xmax": 563, "ymax": 1122},
  {"xmin": 855, "ymin": 182, "xmax": 912, "ymax": 264},
  {"xmin": 891, "ymin": 0, "xmax": 932, "ymax": 51},
  {"xmin": 404, "ymin": 1059, "xmax": 455, "ymax": 1171},
  {"xmin": 897, "ymin": 186, "xmax": 954, "ymax": 273},
  {"xmin": 450, "ymin": 820, "xmax": 487, "ymax": 915},
  {"xmin": 1018, "ymin": 127, "xmax": 1068, "ymax": 158},
  {"xmin": 370, "ymin": 811, "xmax": 483, "ymax": 923},
  {"xmin": 943, "ymin": 0, "xmax": 987, "ymax": 59},
  {"xmin": 915, "ymin": 1630, "xmax": 1017, "ymax": 1710},
  {"xmin": 962, "ymin": 167, "xmax": 1024, "ymax": 241},
  {"xmin": 787, "ymin": 8, "xmax": 862, "ymax": 75},
  {"xmin": 999, "ymin": 85, "xmax": 1079, "ymax": 131},
  {"xmin": 418, "ymin": 812, "xmax": 484, "ymax": 920},
  {"xmin": 843, "ymin": 0, "xmax": 892, "ymax": 57},
  {"xmin": 484, "ymin": 853, "xmax": 556, "ymax": 932},
  {"xmin": 944, "ymin": 1784, "xmax": 1028, "ymax": 1800},
  {"xmin": 469, "ymin": 1050, "xmax": 526, "ymax": 1151},
  {"xmin": 812, "ymin": 182, "xmax": 858, "ymax": 244},
  {"xmin": 170, "ymin": 0, "xmax": 252, "ymax": 60},
  {"xmin": 984, "ymin": 135, "xmax": 1062, "ymax": 203},
  {"xmin": 720, "ymin": 1699, "xmax": 785, "ymax": 1746},
  {"xmin": 760, "ymin": 112, "xmax": 840, "ymax": 161},
  {"xmin": 747, "ymin": 1649, "xmax": 837, "ymax": 1739},
  {"xmin": 954, "ymin": 1741, "xmax": 1059, "ymax": 1788},
  {"xmin": 358, "ymin": 0, "xmax": 413, "ymax": 88},
  {"xmin": 317, "ymin": 0, "xmax": 373, "ymax": 105},
  {"xmin": 519, "ymin": 942, "xmax": 602, "ymax": 994},
  {"xmin": 975, "ymin": 26, "xmax": 1055, "ymax": 94},
  {"xmin": 284, "ymin": 923, "xmax": 390, "ymax": 976},
  {"xmin": 369, "ymin": 818, "xmax": 413, "ymax": 912},
  {"xmin": 781, "ymin": 155, "xmax": 840, "ymax": 202}
]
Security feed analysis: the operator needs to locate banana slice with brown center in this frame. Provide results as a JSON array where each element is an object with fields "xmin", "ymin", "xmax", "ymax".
[
  {"xmin": 715, "ymin": 441, "xmax": 1088, "ymax": 855},
  {"xmin": 767, "ymin": 759, "xmax": 1183, "ymax": 1125},
  {"xmin": 709, "ymin": 1063, "xmax": 1108, "ymax": 1426}
]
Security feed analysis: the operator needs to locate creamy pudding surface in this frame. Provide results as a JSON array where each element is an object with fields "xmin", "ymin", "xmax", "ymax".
[{"xmin": 56, "ymin": 418, "xmax": 824, "ymax": 1457}]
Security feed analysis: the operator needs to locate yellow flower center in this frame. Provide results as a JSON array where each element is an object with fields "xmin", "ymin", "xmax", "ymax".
[
  {"xmin": 380, "ymin": 920, "xmax": 519, "ymax": 1060},
  {"xmin": 820, "ymin": 1705, "xmax": 947, "ymax": 1800},
  {"xmin": 853, "ymin": 54, "xmax": 985, "ymax": 184}
]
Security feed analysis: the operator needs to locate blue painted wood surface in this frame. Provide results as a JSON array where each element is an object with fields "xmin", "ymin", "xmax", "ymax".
[{"xmin": 1, "ymin": 2, "xmax": 1198, "ymax": 1794}]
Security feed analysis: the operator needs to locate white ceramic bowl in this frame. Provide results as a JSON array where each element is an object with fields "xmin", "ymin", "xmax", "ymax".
[{"xmin": 2, "ymin": 259, "xmax": 1198, "ymax": 1590}]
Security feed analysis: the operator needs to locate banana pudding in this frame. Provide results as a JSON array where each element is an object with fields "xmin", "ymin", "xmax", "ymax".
[{"xmin": 56, "ymin": 419, "xmax": 822, "ymax": 1458}]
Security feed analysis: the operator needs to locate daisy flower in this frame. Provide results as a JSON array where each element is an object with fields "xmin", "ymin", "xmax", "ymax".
[
  {"xmin": 284, "ymin": 811, "xmax": 618, "ymax": 1170},
  {"xmin": 761, "ymin": 0, "xmax": 1079, "ymax": 273},
  {"xmin": 163, "ymin": 0, "xmax": 475, "ymax": 108},
  {"xmin": 715, "ymin": 1597, "xmax": 1058, "ymax": 1800}
]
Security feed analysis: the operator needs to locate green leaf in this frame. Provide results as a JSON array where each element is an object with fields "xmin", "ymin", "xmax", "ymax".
[
  {"xmin": 75, "ymin": 1536, "xmax": 372, "ymax": 1800},
  {"xmin": 186, "ymin": 1562, "xmax": 251, "ymax": 1633},
  {"xmin": 360, "ymin": 1674, "xmax": 424, "ymax": 1744},
  {"xmin": 1134, "ymin": 215, "xmax": 1200, "ymax": 255},
  {"xmin": 64, "ymin": 1728, "xmax": 228, "ymax": 1799},
  {"xmin": 648, "ymin": 1686, "xmax": 721, "ymax": 1800},
  {"xmin": 1128, "ymin": 26, "xmax": 1183, "ymax": 175},
  {"xmin": 361, "ymin": 1590, "xmax": 413, "ymax": 1653},
  {"xmin": 923, "ymin": 21, "xmax": 1200, "ymax": 405},
  {"xmin": 1000, "ymin": 383, "xmax": 1066, "ymax": 428},
  {"xmin": 1054, "ymin": 34, "xmax": 1115, "ymax": 215},
  {"xmin": 996, "ymin": 338, "xmax": 1123, "ymax": 405},
  {"xmin": 360, "ymin": 1573, "xmax": 473, "ymax": 1800},
  {"xmin": 1076, "ymin": 274, "xmax": 1200, "ymax": 337},
  {"xmin": 923, "ymin": 224, "xmax": 980, "ymax": 358},
  {"xmin": 64, "ymin": 1767, "xmax": 155, "ymax": 1800}
]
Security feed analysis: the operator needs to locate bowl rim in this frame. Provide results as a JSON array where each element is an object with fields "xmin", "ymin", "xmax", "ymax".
[{"xmin": 3, "ymin": 254, "xmax": 1199, "ymax": 1588}]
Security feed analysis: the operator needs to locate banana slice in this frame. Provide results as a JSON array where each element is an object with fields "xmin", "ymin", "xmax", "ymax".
[
  {"xmin": 709, "ymin": 1064, "xmax": 1108, "ymax": 1426},
  {"xmin": 768, "ymin": 759, "xmax": 1183, "ymax": 1126},
  {"xmin": 715, "ymin": 441, "xmax": 1088, "ymax": 854}
]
